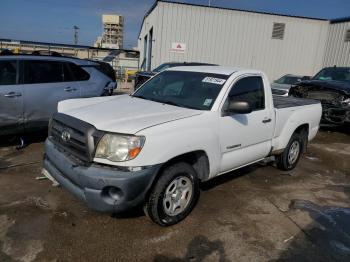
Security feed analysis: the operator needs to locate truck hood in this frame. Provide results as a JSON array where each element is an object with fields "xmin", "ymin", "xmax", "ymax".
[{"xmin": 58, "ymin": 95, "xmax": 202, "ymax": 134}]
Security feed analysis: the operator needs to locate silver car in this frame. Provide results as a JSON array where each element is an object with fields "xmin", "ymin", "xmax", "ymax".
[
  {"xmin": 0, "ymin": 55, "xmax": 117, "ymax": 136},
  {"xmin": 271, "ymin": 74, "xmax": 310, "ymax": 96}
]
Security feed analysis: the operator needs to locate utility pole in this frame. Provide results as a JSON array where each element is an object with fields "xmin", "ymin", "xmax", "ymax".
[{"xmin": 73, "ymin": 25, "xmax": 79, "ymax": 45}]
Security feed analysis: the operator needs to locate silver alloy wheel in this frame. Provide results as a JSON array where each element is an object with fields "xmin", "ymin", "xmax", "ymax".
[
  {"xmin": 163, "ymin": 176, "xmax": 193, "ymax": 216},
  {"xmin": 288, "ymin": 140, "xmax": 300, "ymax": 165}
]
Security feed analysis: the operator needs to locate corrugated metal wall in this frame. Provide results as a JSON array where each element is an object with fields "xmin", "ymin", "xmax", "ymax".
[
  {"xmin": 323, "ymin": 21, "xmax": 350, "ymax": 67},
  {"xmin": 139, "ymin": 1, "xmax": 329, "ymax": 81}
]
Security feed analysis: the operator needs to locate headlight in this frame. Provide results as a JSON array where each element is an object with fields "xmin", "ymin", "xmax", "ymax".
[{"xmin": 95, "ymin": 134, "xmax": 145, "ymax": 162}]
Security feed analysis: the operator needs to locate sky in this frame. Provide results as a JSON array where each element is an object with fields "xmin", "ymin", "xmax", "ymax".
[{"xmin": 0, "ymin": 0, "xmax": 349, "ymax": 48}]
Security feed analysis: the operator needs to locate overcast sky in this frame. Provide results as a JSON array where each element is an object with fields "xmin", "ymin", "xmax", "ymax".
[{"xmin": 0, "ymin": 0, "xmax": 349, "ymax": 48}]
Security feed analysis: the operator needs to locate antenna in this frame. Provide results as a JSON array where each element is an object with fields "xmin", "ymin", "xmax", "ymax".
[{"xmin": 73, "ymin": 25, "xmax": 80, "ymax": 45}]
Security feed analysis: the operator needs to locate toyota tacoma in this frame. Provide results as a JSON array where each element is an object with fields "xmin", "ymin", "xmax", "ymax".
[{"xmin": 43, "ymin": 66, "xmax": 322, "ymax": 226}]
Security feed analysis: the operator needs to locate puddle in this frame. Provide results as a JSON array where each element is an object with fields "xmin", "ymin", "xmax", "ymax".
[{"xmin": 290, "ymin": 199, "xmax": 350, "ymax": 260}]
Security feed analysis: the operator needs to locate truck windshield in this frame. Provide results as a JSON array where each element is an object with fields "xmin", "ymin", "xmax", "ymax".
[
  {"xmin": 132, "ymin": 71, "xmax": 229, "ymax": 110},
  {"xmin": 313, "ymin": 67, "xmax": 350, "ymax": 82}
]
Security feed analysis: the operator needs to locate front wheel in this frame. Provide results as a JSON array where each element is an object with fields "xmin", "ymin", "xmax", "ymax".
[
  {"xmin": 276, "ymin": 132, "xmax": 305, "ymax": 171},
  {"xmin": 144, "ymin": 162, "xmax": 199, "ymax": 226}
]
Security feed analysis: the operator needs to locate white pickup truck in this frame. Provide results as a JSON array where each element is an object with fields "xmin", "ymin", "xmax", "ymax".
[{"xmin": 44, "ymin": 66, "xmax": 322, "ymax": 226}]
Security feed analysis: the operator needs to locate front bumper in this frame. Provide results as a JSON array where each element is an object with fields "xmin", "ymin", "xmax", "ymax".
[
  {"xmin": 321, "ymin": 105, "xmax": 350, "ymax": 126},
  {"xmin": 44, "ymin": 139, "xmax": 161, "ymax": 213}
]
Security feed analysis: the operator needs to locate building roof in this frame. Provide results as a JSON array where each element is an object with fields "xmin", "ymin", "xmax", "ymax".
[
  {"xmin": 159, "ymin": 0, "xmax": 328, "ymax": 21},
  {"xmin": 330, "ymin": 16, "xmax": 350, "ymax": 24},
  {"xmin": 139, "ymin": 0, "xmax": 330, "ymax": 39}
]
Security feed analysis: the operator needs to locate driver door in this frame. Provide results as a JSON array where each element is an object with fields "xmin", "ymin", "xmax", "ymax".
[{"xmin": 219, "ymin": 75, "xmax": 274, "ymax": 173}]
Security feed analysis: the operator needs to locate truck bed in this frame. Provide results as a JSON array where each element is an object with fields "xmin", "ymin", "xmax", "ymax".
[{"xmin": 273, "ymin": 95, "xmax": 320, "ymax": 109}]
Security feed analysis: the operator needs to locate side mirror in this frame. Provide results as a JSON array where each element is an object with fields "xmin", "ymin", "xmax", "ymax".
[{"xmin": 225, "ymin": 100, "xmax": 252, "ymax": 115}]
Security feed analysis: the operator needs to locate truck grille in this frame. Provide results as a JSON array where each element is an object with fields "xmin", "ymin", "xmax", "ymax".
[{"xmin": 49, "ymin": 113, "xmax": 103, "ymax": 163}]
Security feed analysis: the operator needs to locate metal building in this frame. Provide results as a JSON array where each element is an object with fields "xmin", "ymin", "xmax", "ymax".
[
  {"xmin": 323, "ymin": 17, "xmax": 350, "ymax": 67},
  {"xmin": 138, "ymin": 0, "xmax": 335, "ymax": 81}
]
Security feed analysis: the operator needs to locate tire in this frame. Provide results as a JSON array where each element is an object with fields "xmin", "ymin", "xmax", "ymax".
[
  {"xmin": 276, "ymin": 132, "xmax": 305, "ymax": 171},
  {"xmin": 144, "ymin": 162, "xmax": 200, "ymax": 226}
]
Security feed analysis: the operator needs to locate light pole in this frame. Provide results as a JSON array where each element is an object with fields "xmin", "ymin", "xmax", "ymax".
[
  {"xmin": 73, "ymin": 25, "xmax": 79, "ymax": 45},
  {"xmin": 209, "ymin": 0, "xmax": 211, "ymax": 7}
]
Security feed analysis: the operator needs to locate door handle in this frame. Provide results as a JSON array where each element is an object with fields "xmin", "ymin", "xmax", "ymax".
[
  {"xmin": 4, "ymin": 92, "xmax": 22, "ymax": 98},
  {"xmin": 64, "ymin": 87, "xmax": 77, "ymax": 92},
  {"xmin": 262, "ymin": 118, "xmax": 272, "ymax": 123}
]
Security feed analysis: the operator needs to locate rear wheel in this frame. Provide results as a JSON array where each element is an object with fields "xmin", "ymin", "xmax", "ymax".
[
  {"xmin": 276, "ymin": 132, "xmax": 305, "ymax": 171},
  {"xmin": 144, "ymin": 162, "xmax": 199, "ymax": 226}
]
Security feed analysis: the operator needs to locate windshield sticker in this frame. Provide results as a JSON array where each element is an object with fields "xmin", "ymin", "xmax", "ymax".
[
  {"xmin": 203, "ymin": 99, "xmax": 213, "ymax": 107},
  {"xmin": 202, "ymin": 77, "xmax": 226, "ymax": 85}
]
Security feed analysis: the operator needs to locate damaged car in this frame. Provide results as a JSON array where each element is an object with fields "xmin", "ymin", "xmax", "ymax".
[{"xmin": 289, "ymin": 67, "xmax": 350, "ymax": 126}]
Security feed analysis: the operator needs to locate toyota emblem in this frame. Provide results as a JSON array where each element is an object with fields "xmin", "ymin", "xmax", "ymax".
[{"xmin": 61, "ymin": 130, "xmax": 71, "ymax": 142}]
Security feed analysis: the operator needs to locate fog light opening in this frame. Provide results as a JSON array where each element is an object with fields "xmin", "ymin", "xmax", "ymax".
[{"xmin": 103, "ymin": 186, "xmax": 123, "ymax": 201}]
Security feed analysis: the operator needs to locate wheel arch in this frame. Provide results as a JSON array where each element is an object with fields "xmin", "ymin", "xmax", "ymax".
[
  {"xmin": 293, "ymin": 123, "xmax": 309, "ymax": 153},
  {"xmin": 157, "ymin": 150, "xmax": 210, "ymax": 181}
]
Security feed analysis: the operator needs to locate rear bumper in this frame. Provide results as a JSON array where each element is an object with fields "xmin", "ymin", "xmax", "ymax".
[{"xmin": 44, "ymin": 139, "xmax": 161, "ymax": 213}]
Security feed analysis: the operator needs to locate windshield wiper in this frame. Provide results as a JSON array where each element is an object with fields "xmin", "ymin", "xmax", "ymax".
[
  {"xmin": 158, "ymin": 100, "xmax": 199, "ymax": 110},
  {"xmin": 158, "ymin": 100, "xmax": 182, "ymax": 107},
  {"xmin": 132, "ymin": 95, "xmax": 147, "ymax": 99},
  {"xmin": 133, "ymin": 96, "xmax": 199, "ymax": 110}
]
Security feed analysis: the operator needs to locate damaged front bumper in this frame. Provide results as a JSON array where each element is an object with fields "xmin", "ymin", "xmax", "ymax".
[
  {"xmin": 322, "ymin": 104, "xmax": 350, "ymax": 125},
  {"xmin": 43, "ymin": 139, "xmax": 161, "ymax": 213},
  {"xmin": 290, "ymin": 85, "xmax": 350, "ymax": 126}
]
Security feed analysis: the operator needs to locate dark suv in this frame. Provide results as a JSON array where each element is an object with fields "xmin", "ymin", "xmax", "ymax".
[{"xmin": 289, "ymin": 67, "xmax": 350, "ymax": 126}]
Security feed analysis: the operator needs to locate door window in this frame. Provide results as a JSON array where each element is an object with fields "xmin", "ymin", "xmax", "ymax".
[
  {"xmin": 0, "ymin": 60, "xmax": 17, "ymax": 85},
  {"xmin": 67, "ymin": 63, "xmax": 90, "ymax": 81},
  {"xmin": 227, "ymin": 76, "xmax": 265, "ymax": 111},
  {"xmin": 63, "ymin": 63, "xmax": 75, "ymax": 82},
  {"xmin": 24, "ymin": 60, "xmax": 63, "ymax": 84}
]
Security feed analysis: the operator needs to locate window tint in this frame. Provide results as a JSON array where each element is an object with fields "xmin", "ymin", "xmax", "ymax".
[
  {"xmin": 313, "ymin": 67, "xmax": 350, "ymax": 82},
  {"xmin": 228, "ymin": 76, "xmax": 265, "ymax": 111},
  {"xmin": 0, "ymin": 60, "xmax": 17, "ymax": 85},
  {"xmin": 92, "ymin": 62, "xmax": 116, "ymax": 81},
  {"xmin": 63, "ymin": 63, "xmax": 74, "ymax": 82},
  {"xmin": 68, "ymin": 63, "xmax": 90, "ymax": 81},
  {"xmin": 24, "ymin": 60, "xmax": 63, "ymax": 84}
]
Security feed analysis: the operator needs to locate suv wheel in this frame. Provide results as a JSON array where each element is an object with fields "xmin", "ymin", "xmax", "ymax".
[
  {"xmin": 276, "ymin": 132, "xmax": 305, "ymax": 171},
  {"xmin": 144, "ymin": 162, "xmax": 199, "ymax": 226}
]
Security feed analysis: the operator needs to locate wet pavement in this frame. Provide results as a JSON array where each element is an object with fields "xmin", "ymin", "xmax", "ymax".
[{"xmin": 0, "ymin": 129, "xmax": 349, "ymax": 262}]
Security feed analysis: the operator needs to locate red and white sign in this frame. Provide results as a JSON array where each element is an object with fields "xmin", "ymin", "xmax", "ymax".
[{"xmin": 171, "ymin": 42, "xmax": 186, "ymax": 53}]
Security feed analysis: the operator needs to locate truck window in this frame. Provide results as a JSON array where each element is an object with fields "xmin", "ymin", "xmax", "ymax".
[
  {"xmin": 228, "ymin": 76, "xmax": 265, "ymax": 111},
  {"xmin": 24, "ymin": 60, "xmax": 63, "ymax": 84},
  {"xmin": 0, "ymin": 60, "xmax": 17, "ymax": 85}
]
